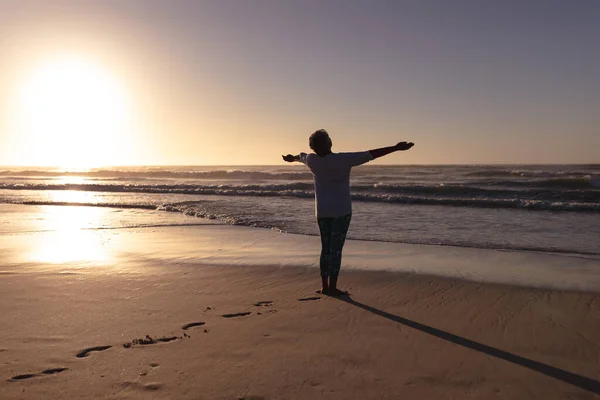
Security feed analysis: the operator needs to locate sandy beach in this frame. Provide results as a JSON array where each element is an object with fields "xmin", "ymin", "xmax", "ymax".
[
  {"xmin": 2, "ymin": 0, "xmax": 600, "ymax": 398},
  {"xmin": 1, "ymin": 205, "xmax": 599, "ymax": 399}
]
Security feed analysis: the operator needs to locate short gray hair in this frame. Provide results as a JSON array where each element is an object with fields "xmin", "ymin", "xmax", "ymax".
[{"xmin": 309, "ymin": 129, "xmax": 331, "ymax": 151}]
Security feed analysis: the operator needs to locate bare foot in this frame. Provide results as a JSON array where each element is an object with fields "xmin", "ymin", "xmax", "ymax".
[{"xmin": 327, "ymin": 288, "xmax": 349, "ymax": 297}]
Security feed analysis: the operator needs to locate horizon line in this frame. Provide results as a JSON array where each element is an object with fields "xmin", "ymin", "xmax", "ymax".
[{"xmin": 1, "ymin": 162, "xmax": 599, "ymax": 169}]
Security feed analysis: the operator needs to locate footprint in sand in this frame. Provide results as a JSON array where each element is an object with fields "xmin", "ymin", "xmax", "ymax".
[
  {"xmin": 9, "ymin": 368, "xmax": 68, "ymax": 382},
  {"xmin": 139, "ymin": 363, "xmax": 160, "ymax": 377},
  {"xmin": 144, "ymin": 382, "xmax": 163, "ymax": 391},
  {"xmin": 222, "ymin": 312, "xmax": 252, "ymax": 318},
  {"xmin": 298, "ymin": 297, "xmax": 321, "ymax": 302},
  {"xmin": 41, "ymin": 367, "xmax": 68, "ymax": 375},
  {"xmin": 76, "ymin": 345, "xmax": 112, "ymax": 358},
  {"xmin": 9, "ymin": 373, "xmax": 38, "ymax": 381},
  {"xmin": 182, "ymin": 322, "xmax": 205, "ymax": 330},
  {"xmin": 121, "ymin": 380, "xmax": 163, "ymax": 391},
  {"xmin": 123, "ymin": 335, "xmax": 180, "ymax": 348},
  {"xmin": 254, "ymin": 301, "xmax": 273, "ymax": 307}
]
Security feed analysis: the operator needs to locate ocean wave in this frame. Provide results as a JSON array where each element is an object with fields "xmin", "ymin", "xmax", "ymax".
[
  {"xmin": 0, "ymin": 169, "xmax": 313, "ymax": 181},
  {"xmin": 0, "ymin": 182, "xmax": 316, "ymax": 194},
  {"xmin": 2, "ymin": 183, "xmax": 599, "ymax": 213},
  {"xmin": 486, "ymin": 177, "xmax": 600, "ymax": 190},
  {"xmin": 353, "ymin": 193, "xmax": 600, "ymax": 212},
  {"xmin": 536, "ymin": 177, "xmax": 599, "ymax": 189},
  {"xmin": 466, "ymin": 168, "xmax": 596, "ymax": 179},
  {"xmin": 3, "ymin": 181, "xmax": 599, "ymax": 202},
  {"xmin": 10, "ymin": 200, "xmax": 158, "ymax": 210},
  {"xmin": 370, "ymin": 184, "xmax": 599, "ymax": 203}
]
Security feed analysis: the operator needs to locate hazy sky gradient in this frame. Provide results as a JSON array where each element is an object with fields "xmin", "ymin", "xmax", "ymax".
[{"xmin": 1, "ymin": 0, "xmax": 599, "ymax": 165}]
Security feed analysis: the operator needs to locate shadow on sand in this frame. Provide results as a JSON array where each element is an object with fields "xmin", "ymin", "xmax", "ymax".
[{"xmin": 337, "ymin": 296, "xmax": 600, "ymax": 395}]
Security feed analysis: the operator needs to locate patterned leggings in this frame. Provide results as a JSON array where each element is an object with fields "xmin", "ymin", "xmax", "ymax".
[{"xmin": 317, "ymin": 214, "xmax": 352, "ymax": 277}]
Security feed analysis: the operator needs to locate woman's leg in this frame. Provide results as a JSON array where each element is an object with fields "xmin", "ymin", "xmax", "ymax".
[
  {"xmin": 328, "ymin": 214, "xmax": 352, "ymax": 294},
  {"xmin": 317, "ymin": 217, "xmax": 333, "ymax": 291}
]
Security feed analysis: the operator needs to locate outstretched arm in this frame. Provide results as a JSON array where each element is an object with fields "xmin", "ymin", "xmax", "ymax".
[
  {"xmin": 369, "ymin": 142, "xmax": 414, "ymax": 159},
  {"xmin": 282, "ymin": 154, "xmax": 301, "ymax": 162}
]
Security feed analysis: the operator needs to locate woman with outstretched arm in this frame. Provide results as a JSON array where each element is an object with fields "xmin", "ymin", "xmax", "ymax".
[{"xmin": 282, "ymin": 129, "xmax": 414, "ymax": 296}]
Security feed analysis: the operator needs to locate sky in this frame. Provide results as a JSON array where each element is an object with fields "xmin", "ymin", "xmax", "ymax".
[{"xmin": 0, "ymin": 0, "xmax": 599, "ymax": 166}]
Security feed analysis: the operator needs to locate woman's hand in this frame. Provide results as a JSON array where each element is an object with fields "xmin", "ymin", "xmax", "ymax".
[
  {"xmin": 395, "ymin": 142, "xmax": 414, "ymax": 151},
  {"xmin": 282, "ymin": 154, "xmax": 297, "ymax": 162}
]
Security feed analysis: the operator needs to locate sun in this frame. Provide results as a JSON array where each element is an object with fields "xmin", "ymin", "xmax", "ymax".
[{"xmin": 14, "ymin": 55, "xmax": 135, "ymax": 169}]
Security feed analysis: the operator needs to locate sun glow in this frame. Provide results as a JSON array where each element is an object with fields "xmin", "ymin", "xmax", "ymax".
[{"xmin": 14, "ymin": 56, "xmax": 136, "ymax": 168}]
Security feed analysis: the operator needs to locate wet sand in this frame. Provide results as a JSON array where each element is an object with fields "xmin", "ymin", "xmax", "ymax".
[{"xmin": 1, "ymin": 206, "xmax": 599, "ymax": 399}]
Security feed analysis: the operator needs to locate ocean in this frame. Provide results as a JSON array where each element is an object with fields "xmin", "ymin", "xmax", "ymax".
[{"xmin": 1, "ymin": 164, "xmax": 599, "ymax": 259}]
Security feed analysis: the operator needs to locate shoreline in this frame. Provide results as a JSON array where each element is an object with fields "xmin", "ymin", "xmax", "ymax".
[
  {"xmin": 2, "ymin": 203, "xmax": 599, "ymax": 293},
  {"xmin": 4, "ymin": 201, "xmax": 600, "ymax": 261}
]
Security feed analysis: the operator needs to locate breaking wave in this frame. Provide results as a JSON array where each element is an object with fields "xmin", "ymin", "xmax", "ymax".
[{"xmin": 1, "ymin": 181, "xmax": 598, "ymax": 213}]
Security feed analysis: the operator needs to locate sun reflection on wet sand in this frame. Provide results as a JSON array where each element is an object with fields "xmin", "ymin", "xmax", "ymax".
[
  {"xmin": 30, "ymin": 206, "xmax": 110, "ymax": 264},
  {"xmin": 49, "ymin": 188, "xmax": 99, "ymax": 204}
]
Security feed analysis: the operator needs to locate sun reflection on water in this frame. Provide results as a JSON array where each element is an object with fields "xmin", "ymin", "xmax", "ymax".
[
  {"xmin": 31, "ymin": 206, "xmax": 110, "ymax": 264},
  {"xmin": 54, "ymin": 175, "xmax": 87, "ymax": 185},
  {"xmin": 49, "ymin": 181, "xmax": 99, "ymax": 204},
  {"xmin": 50, "ymin": 190, "xmax": 99, "ymax": 204}
]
